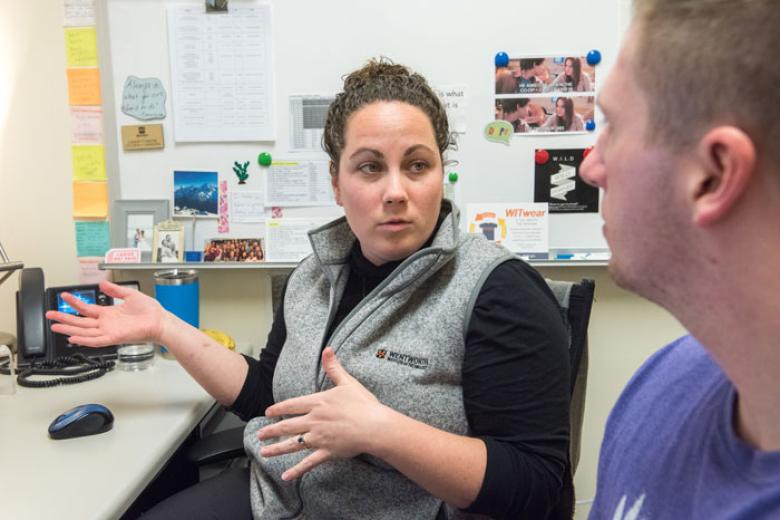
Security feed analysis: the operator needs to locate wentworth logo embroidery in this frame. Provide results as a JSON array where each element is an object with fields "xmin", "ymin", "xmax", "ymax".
[{"xmin": 375, "ymin": 349, "xmax": 429, "ymax": 370}]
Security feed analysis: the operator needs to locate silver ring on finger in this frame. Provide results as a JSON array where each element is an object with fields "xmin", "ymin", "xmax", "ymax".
[{"xmin": 297, "ymin": 433, "xmax": 310, "ymax": 449}]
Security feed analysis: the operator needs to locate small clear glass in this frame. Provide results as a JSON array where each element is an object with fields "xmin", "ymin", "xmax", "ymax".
[{"xmin": 116, "ymin": 343, "xmax": 156, "ymax": 371}]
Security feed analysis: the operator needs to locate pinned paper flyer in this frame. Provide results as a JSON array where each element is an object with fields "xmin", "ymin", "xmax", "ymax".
[
  {"xmin": 534, "ymin": 148, "xmax": 598, "ymax": 213},
  {"xmin": 466, "ymin": 203, "xmax": 549, "ymax": 260}
]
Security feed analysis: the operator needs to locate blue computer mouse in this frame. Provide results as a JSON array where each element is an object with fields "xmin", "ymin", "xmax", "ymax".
[{"xmin": 48, "ymin": 403, "xmax": 114, "ymax": 440}]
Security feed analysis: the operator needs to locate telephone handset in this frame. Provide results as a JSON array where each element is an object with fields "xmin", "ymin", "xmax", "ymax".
[{"xmin": 15, "ymin": 267, "xmax": 139, "ymax": 367}]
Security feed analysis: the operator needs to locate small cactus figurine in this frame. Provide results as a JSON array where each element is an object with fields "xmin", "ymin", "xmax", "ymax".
[{"xmin": 233, "ymin": 161, "xmax": 250, "ymax": 184}]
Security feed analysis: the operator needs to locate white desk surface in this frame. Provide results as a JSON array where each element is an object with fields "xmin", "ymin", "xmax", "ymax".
[{"xmin": 0, "ymin": 353, "xmax": 215, "ymax": 520}]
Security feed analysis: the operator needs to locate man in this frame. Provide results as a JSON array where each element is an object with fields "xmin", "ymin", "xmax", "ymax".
[
  {"xmin": 496, "ymin": 98, "xmax": 531, "ymax": 133},
  {"xmin": 514, "ymin": 58, "xmax": 546, "ymax": 94},
  {"xmin": 580, "ymin": 0, "xmax": 780, "ymax": 518}
]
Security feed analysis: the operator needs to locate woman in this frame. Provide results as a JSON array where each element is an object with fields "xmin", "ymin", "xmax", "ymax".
[
  {"xmin": 47, "ymin": 59, "xmax": 570, "ymax": 520},
  {"xmin": 547, "ymin": 57, "xmax": 593, "ymax": 93},
  {"xmin": 541, "ymin": 97, "xmax": 585, "ymax": 132}
]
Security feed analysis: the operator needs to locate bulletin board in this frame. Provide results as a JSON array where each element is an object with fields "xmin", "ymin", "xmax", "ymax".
[{"xmin": 99, "ymin": 0, "xmax": 633, "ymax": 260}]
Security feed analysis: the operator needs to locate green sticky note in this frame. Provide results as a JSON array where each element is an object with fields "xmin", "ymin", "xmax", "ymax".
[
  {"xmin": 75, "ymin": 220, "xmax": 110, "ymax": 257},
  {"xmin": 484, "ymin": 121, "xmax": 513, "ymax": 145}
]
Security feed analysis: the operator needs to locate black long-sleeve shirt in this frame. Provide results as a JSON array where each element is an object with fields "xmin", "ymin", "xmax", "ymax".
[{"xmin": 230, "ymin": 245, "xmax": 570, "ymax": 519}]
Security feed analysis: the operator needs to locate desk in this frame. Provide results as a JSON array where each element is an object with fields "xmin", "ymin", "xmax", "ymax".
[{"xmin": 0, "ymin": 354, "xmax": 214, "ymax": 520}]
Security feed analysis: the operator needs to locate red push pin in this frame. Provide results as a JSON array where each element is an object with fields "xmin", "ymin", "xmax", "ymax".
[
  {"xmin": 535, "ymin": 149, "xmax": 550, "ymax": 165},
  {"xmin": 583, "ymin": 146, "xmax": 594, "ymax": 159}
]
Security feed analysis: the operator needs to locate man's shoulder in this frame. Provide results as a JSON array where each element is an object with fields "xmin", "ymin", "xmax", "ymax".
[{"xmin": 605, "ymin": 335, "xmax": 723, "ymax": 437}]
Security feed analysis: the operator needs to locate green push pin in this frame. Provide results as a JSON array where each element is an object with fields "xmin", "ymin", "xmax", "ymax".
[
  {"xmin": 448, "ymin": 171, "xmax": 459, "ymax": 183},
  {"xmin": 258, "ymin": 152, "xmax": 272, "ymax": 167}
]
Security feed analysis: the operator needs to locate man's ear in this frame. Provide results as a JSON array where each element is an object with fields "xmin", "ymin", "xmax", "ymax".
[
  {"xmin": 692, "ymin": 127, "xmax": 756, "ymax": 226},
  {"xmin": 329, "ymin": 161, "xmax": 342, "ymax": 206}
]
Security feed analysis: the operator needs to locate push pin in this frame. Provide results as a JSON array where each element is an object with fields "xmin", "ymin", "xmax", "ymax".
[
  {"xmin": 535, "ymin": 149, "xmax": 550, "ymax": 165},
  {"xmin": 586, "ymin": 49, "xmax": 602, "ymax": 66},
  {"xmin": 257, "ymin": 152, "xmax": 272, "ymax": 167},
  {"xmin": 494, "ymin": 52, "xmax": 509, "ymax": 68}
]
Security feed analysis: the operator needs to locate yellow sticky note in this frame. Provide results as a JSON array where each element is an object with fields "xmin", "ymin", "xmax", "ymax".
[
  {"xmin": 73, "ymin": 181, "xmax": 108, "ymax": 218},
  {"xmin": 64, "ymin": 27, "xmax": 98, "ymax": 67},
  {"xmin": 67, "ymin": 68, "xmax": 102, "ymax": 105},
  {"xmin": 72, "ymin": 145, "xmax": 106, "ymax": 181}
]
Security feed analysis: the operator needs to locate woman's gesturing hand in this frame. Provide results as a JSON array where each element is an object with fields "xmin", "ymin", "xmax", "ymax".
[
  {"xmin": 46, "ymin": 280, "xmax": 167, "ymax": 347},
  {"xmin": 257, "ymin": 347, "xmax": 388, "ymax": 481}
]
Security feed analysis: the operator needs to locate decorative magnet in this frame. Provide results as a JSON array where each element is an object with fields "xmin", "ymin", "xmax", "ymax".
[
  {"xmin": 484, "ymin": 121, "xmax": 513, "ymax": 145},
  {"xmin": 586, "ymin": 49, "xmax": 602, "ymax": 66},
  {"xmin": 583, "ymin": 146, "xmax": 594, "ymax": 158},
  {"xmin": 535, "ymin": 149, "xmax": 550, "ymax": 165},
  {"xmin": 585, "ymin": 119, "xmax": 596, "ymax": 132},
  {"xmin": 233, "ymin": 161, "xmax": 250, "ymax": 184},
  {"xmin": 448, "ymin": 172, "xmax": 459, "ymax": 183},
  {"xmin": 494, "ymin": 52, "xmax": 509, "ymax": 68},
  {"xmin": 257, "ymin": 152, "xmax": 272, "ymax": 167}
]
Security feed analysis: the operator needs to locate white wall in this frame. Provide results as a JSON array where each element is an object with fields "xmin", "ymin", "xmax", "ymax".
[{"xmin": 0, "ymin": 1, "xmax": 686, "ymax": 517}]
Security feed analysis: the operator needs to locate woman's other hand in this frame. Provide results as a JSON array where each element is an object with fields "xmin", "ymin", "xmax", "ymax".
[
  {"xmin": 46, "ymin": 280, "xmax": 167, "ymax": 347},
  {"xmin": 258, "ymin": 347, "xmax": 388, "ymax": 481}
]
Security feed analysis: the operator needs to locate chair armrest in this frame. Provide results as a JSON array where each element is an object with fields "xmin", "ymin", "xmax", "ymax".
[{"xmin": 186, "ymin": 426, "xmax": 246, "ymax": 465}]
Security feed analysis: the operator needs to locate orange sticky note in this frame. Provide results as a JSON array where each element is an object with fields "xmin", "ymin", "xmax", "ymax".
[
  {"xmin": 67, "ymin": 68, "xmax": 102, "ymax": 105},
  {"xmin": 73, "ymin": 181, "xmax": 109, "ymax": 218}
]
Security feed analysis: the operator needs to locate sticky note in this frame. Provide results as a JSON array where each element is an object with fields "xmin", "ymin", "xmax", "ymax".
[
  {"xmin": 67, "ymin": 68, "xmax": 102, "ymax": 105},
  {"xmin": 70, "ymin": 106, "xmax": 103, "ymax": 144},
  {"xmin": 71, "ymin": 144, "xmax": 106, "ymax": 181},
  {"xmin": 78, "ymin": 257, "xmax": 110, "ymax": 284},
  {"xmin": 64, "ymin": 27, "xmax": 98, "ymax": 67},
  {"xmin": 75, "ymin": 221, "xmax": 110, "ymax": 257},
  {"xmin": 73, "ymin": 181, "xmax": 108, "ymax": 218}
]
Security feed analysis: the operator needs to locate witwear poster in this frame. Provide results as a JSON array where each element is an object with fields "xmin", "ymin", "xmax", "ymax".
[
  {"xmin": 466, "ymin": 203, "xmax": 549, "ymax": 260},
  {"xmin": 534, "ymin": 148, "xmax": 599, "ymax": 213}
]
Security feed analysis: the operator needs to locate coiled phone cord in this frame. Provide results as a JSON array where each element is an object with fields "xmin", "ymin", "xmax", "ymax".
[{"xmin": 0, "ymin": 353, "xmax": 115, "ymax": 388}]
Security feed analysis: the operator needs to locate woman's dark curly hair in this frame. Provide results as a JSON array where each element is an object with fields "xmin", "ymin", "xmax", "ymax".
[{"xmin": 323, "ymin": 57, "xmax": 451, "ymax": 170}]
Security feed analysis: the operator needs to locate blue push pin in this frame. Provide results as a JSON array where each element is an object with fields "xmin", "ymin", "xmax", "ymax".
[
  {"xmin": 495, "ymin": 52, "xmax": 509, "ymax": 68},
  {"xmin": 586, "ymin": 49, "xmax": 602, "ymax": 66},
  {"xmin": 585, "ymin": 119, "xmax": 596, "ymax": 132}
]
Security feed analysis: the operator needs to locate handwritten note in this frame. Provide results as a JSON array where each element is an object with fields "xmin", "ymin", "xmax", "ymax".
[
  {"xmin": 75, "ymin": 221, "xmax": 110, "ymax": 257},
  {"xmin": 64, "ymin": 0, "xmax": 97, "ymax": 27},
  {"xmin": 78, "ymin": 257, "xmax": 110, "ymax": 284},
  {"xmin": 71, "ymin": 145, "xmax": 106, "ymax": 181},
  {"xmin": 70, "ymin": 106, "xmax": 103, "ymax": 144},
  {"xmin": 230, "ymin": 191, "xmax": 265, "ymax": 223},
  {"xmin": 72, "ymin": 181, "xmax": 108, "ymax": 218},
  {"xmin": 121, "ymin": 76, "xmax": 167, "ymax": 121},
  {"xmin": 64, "ymin": 27, "xmax": 98, "ymax": 67},
  {"xmin": 67, "ymin": 68, "xmax": 102, "ymax": 105}
]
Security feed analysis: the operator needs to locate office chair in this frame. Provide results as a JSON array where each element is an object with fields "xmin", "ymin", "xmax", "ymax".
[
  {"xmin": 545, "ymin": 278, "xmax": 596, "ymax": 520},
  {"xmin": 187, "ymin": 278, "xmax": 596, "ymax": 519}
]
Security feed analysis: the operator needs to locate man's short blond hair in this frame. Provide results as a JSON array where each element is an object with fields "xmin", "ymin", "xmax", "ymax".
[{"xmin": 632, "ymin": 0, "xmax": 780, "ymax": 169}]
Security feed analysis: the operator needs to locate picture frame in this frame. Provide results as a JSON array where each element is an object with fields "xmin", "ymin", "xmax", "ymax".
[
  {"xmin": 203, "ymin": 238, "xmax": 264, "ymax": 262},
  {"xmin": 173, "ymin": 170, "xmax": 219, "ymax": 218},
  {"xmin": 111, "ymin": 199, "xmax": 170, "ymax": 262},
  {"xmin": 152, "ymin": 219, "xmax": 185, "ymax": 263}
]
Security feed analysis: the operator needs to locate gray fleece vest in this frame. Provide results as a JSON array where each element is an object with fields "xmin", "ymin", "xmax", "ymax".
[{"xmin": 244, "ymin": 202, "xmax": 513, "ymax": 519}]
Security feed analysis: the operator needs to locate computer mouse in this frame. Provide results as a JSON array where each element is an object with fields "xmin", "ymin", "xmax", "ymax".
[{"xmin": 48, "ymin": 403, "xmax": 114, "ymax": 440}]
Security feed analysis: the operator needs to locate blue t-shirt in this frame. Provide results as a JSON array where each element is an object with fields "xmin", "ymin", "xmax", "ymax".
[{"xmin": 590, "ymin": 335, "xmax": 780, "ymax": 519}]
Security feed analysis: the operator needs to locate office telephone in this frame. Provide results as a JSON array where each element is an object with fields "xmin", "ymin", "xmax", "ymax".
[{"xmin": 14, "ymin": 267, "xmax": 140, "ymax": 367}]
